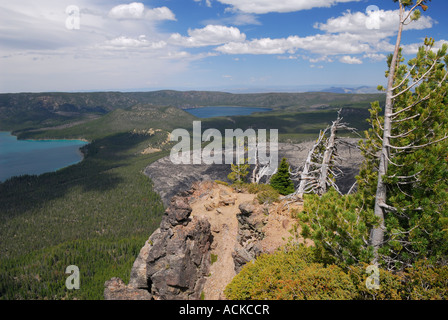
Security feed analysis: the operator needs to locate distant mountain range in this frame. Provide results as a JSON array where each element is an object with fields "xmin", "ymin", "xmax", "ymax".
[
  {"xmin": 195, "ymin": 85, "xmax": 382, "ymax": 94},
  {"xmin": 315, "ymin": 86, "xmax": 381, "ymax": 94}
]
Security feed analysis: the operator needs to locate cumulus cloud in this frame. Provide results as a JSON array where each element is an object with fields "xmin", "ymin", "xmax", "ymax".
[
  {"xmin": 169, "ymin": 25, "xmax": 246, "ymax": 47},
  {"xmin": 215, "ymin": 8, "xmax": 436, "ymax": 59},
  {"xmin": 145, "ymin": 6, "xmax": 177, "ymax": 21},
  {"xmin": 216, "ymin": 33, "xmax": 372, "ymax": 55},
  {"xmin": 108, "ymin": 2, "xmax": 145, "ymax": 19},
  {"xmin": 216, "ymin": 38, "xmax": 290, "ymax": 54},
  {"xmin": 339, "ymin": 55, "xmax": 363, "ymax": 64},
  {"xmin": 402, "ymin": 39, "xmax": 448, "ymax": 55},
  {"xmin": 109, "ymin": 2, "xmax": 176, "ymax": 21},
  {"xmin": 217, "ymin": 0, "xmax": 361, "ymax": 14},
  {"xmin": 315, "ymin": 9, "xmax": 435, "ymax": 35},
  {"xmin": 0, "ymin": 1, "xmax": 187, "ymax": 92},
  {"xmin": 363, "ymin": 53, "xmax": 386, "ymax": 62},
  {"xmin": 103, "ymin": 35, "xmax": 167, "ymax": 49}
]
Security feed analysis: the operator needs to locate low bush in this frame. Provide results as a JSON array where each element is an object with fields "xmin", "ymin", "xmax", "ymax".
[
  {"xmin": 225, "ymin": 246, "xmax": 448, "ymax": 300},
  {"xmin": 224, "ymin": 245, "xmax": 356, "ymax": 300},
  {"xmin": 229, "ymin": 182, "xmax": 280, "ymax": 204},
  {"xmin": 256, "ymin": 189, "xmax": 280, "ymax": 204}
]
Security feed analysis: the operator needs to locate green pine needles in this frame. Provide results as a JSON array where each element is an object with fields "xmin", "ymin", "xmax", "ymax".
[{"xmin": 270, "ymin": 157, "xmax": 295, "ymax": 196}]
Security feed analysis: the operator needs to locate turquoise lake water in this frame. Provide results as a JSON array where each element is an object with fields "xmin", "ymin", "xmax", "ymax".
[
  {"xmin": 0, "ymin": 132, "xmax": 88, "ymax": 182},
  {"xmin": 184, "ymin": 106, "xmax": 271, "ymax": 118}
]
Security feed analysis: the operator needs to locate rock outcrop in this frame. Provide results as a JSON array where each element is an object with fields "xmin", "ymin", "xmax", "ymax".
[
  {"xmin": 104, "ymin": 277, "xmax": 152, "ymax": 300},
  {"xmin": 232, "ymin": 202, "xmax": 267, "ymax": 273},
  {"xmin": 104, "ymin": 192, "xmax": 212, "ymax": 300},
  {"xmin": 105, "ymin": 180, "xmax": 303, "ymax": 300}
]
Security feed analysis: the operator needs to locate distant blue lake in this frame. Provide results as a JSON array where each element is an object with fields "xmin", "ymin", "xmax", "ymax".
[
  {"xmin": 0, "ymin": 132, "xmax": 88, "ymax": 182},
  {"xmin": 184, "ymin": 106, "xmax": 271, "ymax": 118}
]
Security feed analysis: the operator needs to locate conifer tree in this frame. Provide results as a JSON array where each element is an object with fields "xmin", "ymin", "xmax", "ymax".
[
  {"xmin": 361, "ymin": 0, "xmax": 448, "ymax": 269},
  {"xmin": 228, "ymin": 143, "xmax": 250, "ymax": 183},
  {"xmin": 300, "ymin": 0, "xmax": 448, "ymax": 271},
  {"xmin": 360, "ymin": 37, "xmax": 448, "ymax": 269},
  {"xmin": 270, "ymin": 158, "xmax": 294, "ymax": 195}
]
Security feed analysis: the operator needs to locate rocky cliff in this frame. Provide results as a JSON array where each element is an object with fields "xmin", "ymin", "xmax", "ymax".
[
  {"xmin": 105, "ymin": 190, "xmax": 212, "ymax": 300},
  {"xmin": 104, "ymin": 181, "xmax": 302, "ymax": 300}
]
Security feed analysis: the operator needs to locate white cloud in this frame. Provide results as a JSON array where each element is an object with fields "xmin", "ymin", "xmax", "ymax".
[
  {"xmin": 145, "ymin": 7, "xmax": 176, "ymax": 21},
  {"xmin": 109, "ymin": 2, "xmax": 145, "ymax": 19},
  {"xmin": 194, "ymin": 0, "xmax": 212, "ymax": 8},
  {"xmin": 169, "ymin": 25, "xmax": 246, "ymax": 47},
  {"xmin": 103, "ymin": 35, "xmax": 167, "ymax": 49},
  {"xmin": 302, "ymin": 55, "xmax": 333, "ymax": 63},
  {"xmin": 216, "ymin": 33, "xmax": 372, "ymax": 56},
  {"xmin": 402, "ymin": 39, "xmax": 448, "ymax": 55},
  {"xmin": 109, "ymin": 2, "xmax": 176, "ymax": 21},
  {"xmin": 0, "ymin": 1, "xmax": 187, "ymax": 92},
  {"xmin": 339, "ymin": 55, "xmax": 363, "ymax": 64},
  {"xmin": 315, "ymin": 9, "xmax": 435, "ymax": 35},
  {"xmin": 215, "ymin": 8, "xmax": 436, "ymax": 59},
  {"xmin": 217, "ymin": 0, "xmax": 361, "ymax": 14},
  {"xmin": 363, "ymin": 53, "xmax": 386, "ymax": 62},
  {"xmin": 216, "ymin": 38, "xmax": 290, "ymax": 54}
]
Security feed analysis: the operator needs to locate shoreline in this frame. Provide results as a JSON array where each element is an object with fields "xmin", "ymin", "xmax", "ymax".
[
  {"xmin": 0, "ymin": 131, "xmax": 90, "ymax": 183},
  {"xmin": 0, "ymin": 131, "xmax": 90, "ymax": 143}
]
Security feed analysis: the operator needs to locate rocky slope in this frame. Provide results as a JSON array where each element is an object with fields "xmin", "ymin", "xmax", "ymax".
[
  {"xmin": 104, "ymin": 181, "xmax": 304, "ymax": 300},
  {"xmin": 144, "ymin": 139, "xmax": 363, "ymax": 206}
]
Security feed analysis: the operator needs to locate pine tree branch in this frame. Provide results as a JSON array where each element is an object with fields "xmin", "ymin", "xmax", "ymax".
[
  {"xmin": 386, "ymin": 134, "xmax": 448, "ymax": 150},
  {"xmin": 387, "ymin": 127, "xmax": 417, "ymax": 139},
  {"xmin": 391, "ymin": 113, "xmax": 421, "ymax": 123},
  {"xmin": 391, "ymin": 57, "xmax": 439, "ymax": 99},
  {"xmin": 392, "ymin": 64, "xmax": 417, "ymax": 90}
]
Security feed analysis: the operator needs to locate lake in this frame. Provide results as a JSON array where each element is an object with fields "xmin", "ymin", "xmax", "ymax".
[
  {"xmin": 184, "ymin": 106, "xmax": 271, "ymax": 118},
  {"xmin": 0, "ymin": 132, "xmax": 88, "ymax": 182}
]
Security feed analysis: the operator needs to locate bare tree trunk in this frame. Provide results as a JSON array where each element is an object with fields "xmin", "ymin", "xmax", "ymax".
[
  {"xmin": 295, "ymin": 130, "xmax": 326, "ymax": 197},
  {"xmin": 371, "ymin": 3, "xmax": 405, "ymax": 264},
  {"xmin": 318, "ymin": 116, "xmax": 339, "ymax": 195},
  {"xmin": 251, "ymin": 147, "xmax": 259, "ymax": 184}
]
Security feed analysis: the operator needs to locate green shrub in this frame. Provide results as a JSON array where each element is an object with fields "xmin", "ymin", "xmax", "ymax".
[
  {"xmin": 403, "ymin": 260, "xmax": 448, "ymax": 300},
  {"xmin": 256, "ymin": 189, "xmax": 280, "ymax": 204},
  {"xmin": 246, "ymin": 183, "xmax": 275, "ymax": 194},
  {"xmin": 225, "ymin": 245, "xmax": 448, "ymax": 300},
  {"xmin": 299, "ymin": 189, "xmax": 378, "ymax": 266},
  {"xmin": 348, "ymin": 263, "xmax": 405, "ymax": 300},
  {"xmin": 349, "ymin": 260, "xmax": 448, "ymax": 300},
  {"xmin": 224, "ymin": 246, "xmax": 356, "ymax": 300}
]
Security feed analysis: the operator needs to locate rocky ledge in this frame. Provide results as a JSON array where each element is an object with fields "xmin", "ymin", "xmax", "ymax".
[
  {"xmin": 105, "ymin": 191, "xmax": 212, "ymax": 300},
  {"xmin": 104, "ymin": 181, "xmax": 302, "ymax": 300}
]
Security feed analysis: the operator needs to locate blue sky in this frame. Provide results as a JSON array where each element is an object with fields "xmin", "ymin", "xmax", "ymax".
[{"xmin": 0, "ymin": 0, "xmax": 447, "ymax": 93}]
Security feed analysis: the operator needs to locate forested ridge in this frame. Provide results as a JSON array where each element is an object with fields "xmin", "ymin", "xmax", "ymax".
[{"xmin": 0, "ymin": 93, "xmax": 379, "ymax": 299}]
